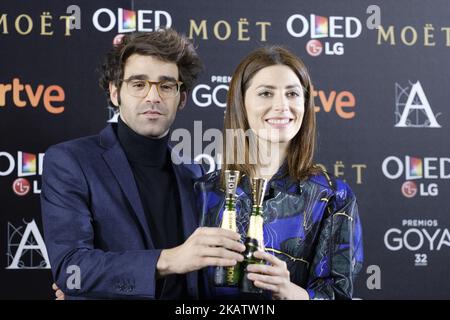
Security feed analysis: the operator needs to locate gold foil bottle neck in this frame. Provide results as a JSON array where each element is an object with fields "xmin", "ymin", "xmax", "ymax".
[
  {"xmin": 251, "ymin": 177, "xmax": 267, "ymax": 207},
  {"xmin": 224, "ymin": 170, "xmax": 240, "ymax": 198}
]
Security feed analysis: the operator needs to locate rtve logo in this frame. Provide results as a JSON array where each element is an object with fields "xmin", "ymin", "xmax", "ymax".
[
  {"xmin": 0, "ymin": 78, "xmax": 65, "ymax": 114},
  {"xmin": 313, "ymin": 86, "xmax": 356, "ymax": 119}
]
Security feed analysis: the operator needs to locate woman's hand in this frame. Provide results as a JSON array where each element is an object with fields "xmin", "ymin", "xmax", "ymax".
[{"xmin": 246, "ymin": 250, "xmax": 309, "ymax": 300}]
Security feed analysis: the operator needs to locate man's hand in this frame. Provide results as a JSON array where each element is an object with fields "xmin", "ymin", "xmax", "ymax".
[
  {"xmin": 52, "ymin": 283, "xmax": 65, "ymax": 300},
  {"xmin": 156, "ymin": 227, "xmax": 245, "ymax": 277}
]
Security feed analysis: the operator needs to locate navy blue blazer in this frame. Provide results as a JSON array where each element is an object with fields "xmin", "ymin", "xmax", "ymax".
[{"xmin": 40, "ymin": 124, "xmax": 203, "ymax": 299}]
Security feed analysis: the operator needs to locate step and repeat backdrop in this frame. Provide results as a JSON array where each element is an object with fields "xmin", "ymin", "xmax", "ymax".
[{"xmin": 0, "ymin": 0, "xmax": 449, "ymax": 299}]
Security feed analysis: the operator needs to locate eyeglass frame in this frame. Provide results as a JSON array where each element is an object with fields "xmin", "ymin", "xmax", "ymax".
[{"xmin": 120, "ymin": 78, "xmax": 184, "ymax": 99}]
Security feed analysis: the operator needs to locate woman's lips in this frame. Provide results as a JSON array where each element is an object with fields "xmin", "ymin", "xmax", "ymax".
[{"xmin": 265, "ymin": 117, "xmax": 293, "ymax": 129}]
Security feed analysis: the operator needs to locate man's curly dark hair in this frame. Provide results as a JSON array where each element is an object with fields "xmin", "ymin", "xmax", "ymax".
[{"xmin": 99, "ymin": 28, "xmax": 203, "ymax": 107}]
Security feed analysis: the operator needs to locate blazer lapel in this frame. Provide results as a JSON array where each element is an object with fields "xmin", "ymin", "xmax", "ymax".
[
  {"xmin": 100, "ymin": 125, "xmax": 155, "ymax": 249},
  {"xmin": 100, "ymin": 125, "xmax": 200, "ymax": 298}
]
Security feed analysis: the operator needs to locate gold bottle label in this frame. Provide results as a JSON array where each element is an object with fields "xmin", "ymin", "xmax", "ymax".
[
  {"xmin": 246, "ymin": 212, "xmax": 264, "ymax": 250},
  {"xmin": 221, "ymin": 208, "xmax": 240, "ymax": 285},
  {"xmin": 220, "ymin": 209, "xmax": 237, "ymax": 232}
]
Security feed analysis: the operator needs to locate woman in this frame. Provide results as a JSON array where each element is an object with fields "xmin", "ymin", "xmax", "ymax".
[{"xmin": 196, "ymin": 46, "xmax": 363, "ymax": 300}]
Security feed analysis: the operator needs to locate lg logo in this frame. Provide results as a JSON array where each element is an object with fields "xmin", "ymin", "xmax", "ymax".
[{"xmin": 12, "ymin": 178, "xmax": 31, "ymax": 196}]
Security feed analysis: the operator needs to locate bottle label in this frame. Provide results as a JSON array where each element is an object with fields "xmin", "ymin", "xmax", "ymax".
[
  {"xmin": 220, "ymin": 209, "xmax": 237, "ymax": 232},
  {"xmin": 247, "ymin": 214, "xmax": 264, "ymax": 249}
]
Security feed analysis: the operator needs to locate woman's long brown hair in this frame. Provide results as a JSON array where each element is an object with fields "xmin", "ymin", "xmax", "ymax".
[{"xmin": 221, "ymin": 46, "xmax": 320, "ymax": 185}]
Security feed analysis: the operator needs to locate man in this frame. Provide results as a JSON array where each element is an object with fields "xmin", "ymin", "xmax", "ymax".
[{"xmin": 41, "ymin": 29, "xmax": 245, "ymax": 300}]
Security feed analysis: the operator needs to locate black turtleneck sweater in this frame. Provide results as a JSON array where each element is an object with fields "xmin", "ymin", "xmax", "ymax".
[{"xmin": 117, "ymin": 117, "xmax": 187, "ymax": 299}]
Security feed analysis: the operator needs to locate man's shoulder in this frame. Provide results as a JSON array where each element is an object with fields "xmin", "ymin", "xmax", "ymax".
[
  {"xmin": 41, "ymin": 133, "xmax": 107, "ymax": 183},
  {"xmin": 46, "ymin": 134, "xmax": 101, "ymax": 158},
  {"xmin": 45, "ymin": 124, "xmax": 115, "ymax": 156}
]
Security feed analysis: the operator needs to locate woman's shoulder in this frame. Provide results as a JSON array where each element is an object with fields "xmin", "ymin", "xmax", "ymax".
[
  {"xmin": 196, "ymin": 169, "xmax": 357, "ymax": 201},
  {"xmin": 306, "ymin": 170, "xmax": 356, "ymax": 202}
]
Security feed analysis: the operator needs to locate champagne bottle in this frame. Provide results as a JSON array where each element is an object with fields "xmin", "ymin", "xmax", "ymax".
[
  {"xmin": 240, "ymin": 177, "xmax": 267, "ymax": 294},
  {"xmin": 214, "ymin": 170, "xmax": 241, "ymax": 286}
]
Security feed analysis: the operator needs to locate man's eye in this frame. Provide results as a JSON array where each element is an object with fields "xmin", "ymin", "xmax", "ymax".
[
  {"xmin": 131, "ymin": 81, "xmax": 146, "ymax": 88},
  {"xmin": 160, "ymin": 83, "xmax": 176, "ymax": 91}
]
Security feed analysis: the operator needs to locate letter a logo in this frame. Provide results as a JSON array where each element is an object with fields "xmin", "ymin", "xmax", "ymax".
[
  {"xmin": 6, "ymin": 220, "xmax": 51, "ymax": 269},
  {"xmin": 395, "ymin": 81, "xmax": 441, "ymax": 128}
]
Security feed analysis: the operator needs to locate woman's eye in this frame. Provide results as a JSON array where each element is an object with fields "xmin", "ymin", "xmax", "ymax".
[
  {"xmin": 258, "ymin": 91, "xmax": 273, "ymax": 97},
  {"xmin": 287, "ymin": 91, "xmax": 300, "ymax": 98}
]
